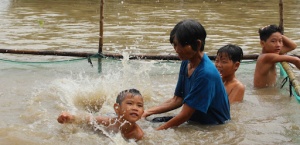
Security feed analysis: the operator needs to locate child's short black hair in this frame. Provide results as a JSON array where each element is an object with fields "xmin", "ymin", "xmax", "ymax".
[
  {"xmin": 258, "ymin": 24, "xmax": 283, "ymax": 41},
  {"xmin": 217, "ymin": 44, "xmax": 243, "ymax": 63},
  {"xmin": 116, "ymin": 89, "xmax": 142, "ymax": 104},
  {"xmin": 170, "ymin": 19, "xmax": 206, "ymax": 51}
]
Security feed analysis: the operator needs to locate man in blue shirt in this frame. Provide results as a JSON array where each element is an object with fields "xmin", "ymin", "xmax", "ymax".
[{"xmin": 142, "ymin": 19, "xmax": 230, "ymax": 130}]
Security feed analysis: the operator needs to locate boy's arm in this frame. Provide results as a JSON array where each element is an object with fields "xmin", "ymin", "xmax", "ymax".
[
  {"xmin": 94, "ymin": 116, "xmax": 112, "ymax": 126},
  {"xmin": 57, "ymin": 111, "xmax": 93, "ymax": 124},
  {"xmin": 263, "ymin": 53, "xmax": 300, "ymax": 69},
  {"xmin": 57, "ymin": 111, "xmax": 75, "ymax": 123},
  {"xmin": 280, "ymin": 35, "xmax": 297, "ymax": 54}
]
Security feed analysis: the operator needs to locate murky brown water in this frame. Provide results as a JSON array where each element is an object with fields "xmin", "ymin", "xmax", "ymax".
[
  {"xmin": 1, "ymin": 0, "xmax": 300, "ymax": 56},
  {"xmin": 1, "ymin": 0, "xmax": 300, "ymax": 145}
]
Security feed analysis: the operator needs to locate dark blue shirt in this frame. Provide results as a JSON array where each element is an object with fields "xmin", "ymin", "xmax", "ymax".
[{"xmin": 174, "ymin": 54, "xmax": 230, "ymax": 124}]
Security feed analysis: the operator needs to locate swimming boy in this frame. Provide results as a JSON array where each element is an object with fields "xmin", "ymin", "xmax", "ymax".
[
  {"xmin": 253, "ymin": 24, "xmax": 300, "ymax": 88},
  {"xmin": 57, "ymin": 89, "xmax": 144, "ymax": 141},
  {"xmin": 215, "ymin": 44, "xmax": 245, "ymax": 103}
]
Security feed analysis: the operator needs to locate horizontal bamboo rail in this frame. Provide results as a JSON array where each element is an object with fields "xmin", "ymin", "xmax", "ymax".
[
  {"xmin": 1, "ymin": 49, "xmax": 299, "ymax": 61},
  {"xmin": 0, "ymin": 48, "xmax": 258, "ymax": 60}
]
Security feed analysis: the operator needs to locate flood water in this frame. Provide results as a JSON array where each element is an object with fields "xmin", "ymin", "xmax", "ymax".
[{"xmin": 1, "ymin": 0, "xmax": 300, "ymax": 145}]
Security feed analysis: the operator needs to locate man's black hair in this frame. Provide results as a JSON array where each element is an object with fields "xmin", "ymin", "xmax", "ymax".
[{"xmin": 170, "ymin": 19, "xmax": 207, "ymax": 51}]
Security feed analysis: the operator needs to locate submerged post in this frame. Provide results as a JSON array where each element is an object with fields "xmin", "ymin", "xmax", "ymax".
[
  {"xmin": 99, "ymin": 0, "xmax": 104, "ymax": 53},
  {"xmin": 98, "ymin": 0, "xmax": 104, "ymax": 73}
]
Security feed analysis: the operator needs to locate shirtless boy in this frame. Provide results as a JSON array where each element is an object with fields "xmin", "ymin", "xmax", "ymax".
[
  {"xmin": 254, "ymin": 24, "xmax": 300, "ymax": 88},
  {"xmin": 57, "ymin": 89, "xmax": 144, "ymax": 141},
  {"xmin": 215, "ymin": 44, "xmax": 245, "ymax": 103}
]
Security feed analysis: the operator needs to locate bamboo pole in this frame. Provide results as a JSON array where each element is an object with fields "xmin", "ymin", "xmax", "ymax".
[
  {"xmin": 278, "ymin": 0, "xmax": 300, "ymax": 101},
  {"xmin": 280, "ymin": 62, "xmax": 300, "ymax": 99}
]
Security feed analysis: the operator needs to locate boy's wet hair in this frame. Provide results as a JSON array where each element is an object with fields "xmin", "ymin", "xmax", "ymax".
[
  {"xmin": 170, "ymin": 19, "xmax": 206, "ymax": 51},
  {"xmin": 217, "ymin": 44, "xmax": 243, "ymax": 63},
  {"xmin": 258, "ymin": 24, "xmax": 283, "ymax": 41},
  {"xmin": 116, "ymin": 89, "xmax": 142, "ymax": 104}
]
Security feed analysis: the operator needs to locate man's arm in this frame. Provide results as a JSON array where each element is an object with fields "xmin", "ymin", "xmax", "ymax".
[
  {"xmin": 142, "ymin": 96, "xmax": 183, "ymax": 118},
  {"xmin": 156, "ymin": 103, "xmax": 195, "ymax": 130}
]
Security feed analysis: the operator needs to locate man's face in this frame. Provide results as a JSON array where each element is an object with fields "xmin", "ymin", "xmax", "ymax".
[{"xmin": 172, "ymin": 38, "xmax": 197, "ymax": 60}]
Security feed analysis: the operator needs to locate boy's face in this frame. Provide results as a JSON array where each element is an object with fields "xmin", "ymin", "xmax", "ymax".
[
  {"xmin": 260, "ymin": 32, "xmax": 283, "ymax": 54},
  {"xmin": 114, "ymin": 94, "xmax": 144, "ymax": 123},
  {"xmin": 215, "ymin": 53, "xmax": 239, "ymax": 79}
]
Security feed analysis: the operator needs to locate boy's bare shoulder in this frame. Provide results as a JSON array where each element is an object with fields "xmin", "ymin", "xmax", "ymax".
[
  {"xmin": 123, "ymin": 124, "xmax": 144, "ymax": 141},
  {"xmin": 232, "ymin": 79, "xmax": 245, "ymax": 92},
  {"xmin": 227, "ymin": 79, "xmax": 245, "ymax": 103},
  {"xmin": 255, "ymin": 53, "xmax": 281, "ymax": 67},
  {"xmin": 135, "ymin": 125, "xmax": 144, "ymax": 141},
  {"xmin": 226, "ymin": 79, "xmax": 245, "ymax": 94},
  {"xmin": 236, "ymin": 80, "xmax": 245, "ymax": 89},
  {"xmin": 258, "ymin": 53, "xmax": 279, "ymax": 60}
]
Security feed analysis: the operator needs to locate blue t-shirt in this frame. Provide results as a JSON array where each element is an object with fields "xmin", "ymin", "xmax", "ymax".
[{"xmin": 174, "ymin": 54, "xmax": 230, "ymax": 124}]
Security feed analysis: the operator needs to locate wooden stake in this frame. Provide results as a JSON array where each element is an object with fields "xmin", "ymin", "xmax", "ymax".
[
  {"xmin": 98, "ymin": 0, "xmax": 104, "ymax": 53},
  {"xmin": 279, "ymin": 0, "xmax": 284, "ymax": 33}
]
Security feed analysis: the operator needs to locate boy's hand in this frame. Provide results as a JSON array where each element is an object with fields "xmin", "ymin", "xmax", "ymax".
[
  {"xmin": 57, "ymin": 111, "xmax": 74, "ymax": 124},
  {"xmin": 295, "ymin": 60, "xmax": 300, "ymax": 70}
]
